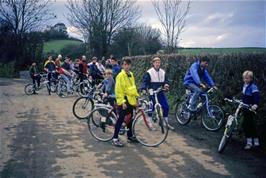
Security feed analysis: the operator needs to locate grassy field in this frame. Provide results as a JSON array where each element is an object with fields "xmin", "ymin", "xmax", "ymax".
[
  {"xmin": 43, "ymin": 39, "xmax": 266, "ymax": 56},
  {"xmin": 43, "ymin": 40, "xmax": 83, "ymax": 54},
  {"xmin": 177, "ymin": 47, "xmax": 266, "ymax": 55}
]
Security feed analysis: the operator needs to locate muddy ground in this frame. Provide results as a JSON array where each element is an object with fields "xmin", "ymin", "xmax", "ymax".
[{"xmin": 0, "ymin": 78, "xmax": 265, "ymax": 178}]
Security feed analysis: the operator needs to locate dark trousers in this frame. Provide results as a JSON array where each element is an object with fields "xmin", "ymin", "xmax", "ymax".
[
  {"xmin": 31, "ymin": 75, "xmax": 41, "ymax": 87},
  {"xmin": 242, "ymin": 110, "xmax": 258, "ymax": 138},
  {"xmin": 113, "ymin": 105, "xmax": 134, "ymax": 139}
]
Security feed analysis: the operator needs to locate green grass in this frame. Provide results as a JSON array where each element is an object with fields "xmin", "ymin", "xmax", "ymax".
[
  {"xmin": 177, "ymin": 47, "xmax": 266, "ymax": 55},
  {"xmin": 43, "ymin": 40, "xmax": 83, "ymax": 54}
]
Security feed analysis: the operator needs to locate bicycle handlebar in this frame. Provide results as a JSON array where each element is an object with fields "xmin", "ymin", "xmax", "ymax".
[{"xmin": 224, "ymin": 98, "xmax": 257, "ymax": 114}]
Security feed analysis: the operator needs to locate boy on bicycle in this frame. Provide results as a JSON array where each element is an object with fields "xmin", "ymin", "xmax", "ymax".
[
  {"xmin": 44, "ymin": 55, "xmax": 56, "ymax": 94},
  {"xmin": 241, "ymin": 70, "xmax": 260, "ymax": 149},
  {"xmin": 112, "ymin": 59, "xmax": 139, "ymax": 147},
  {"xmin": 141, "ymin": 57, "xmax": 174, "ymax": 130},
  {"xmin": 29, "ymin": 62, "xmax": 41, "ymax": 94},
  {"xmin": 183, "ymin": 56, "xmax": 217, "ymax": 111}
]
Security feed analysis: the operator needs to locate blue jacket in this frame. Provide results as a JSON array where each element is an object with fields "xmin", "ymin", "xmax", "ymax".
[
  {"xmin": 89, "ymin": 63, "xmax": 102, "ymax": 79},
  {"xmin": 242, "ymin": 82, "xmax": 259, "ymax": 105},
  {"xmin": 183, "ymin": 61, "xmax": 214, "ymax": 87},
  {"xmin": 141, "ymin": 67, "xmax": 169, "ymax": 91},
  {"xmin": 112, "ymin": 64, "xmax": 121, "ymax": 79}
]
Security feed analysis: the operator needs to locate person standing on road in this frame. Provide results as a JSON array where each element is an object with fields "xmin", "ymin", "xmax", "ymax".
[
  {"xmin": 112, "ymin": 59, "xmax": 139, "ymax": 147},
  {"xmin": 241, "ymin": 70, "xmax": 260, "ymax": 150},
  {"xmin": 29, "ymin": 62, "xmax": 41, "ymax": 94},
  {"xmin": 61, "ymin": 57, "xmax": 73, "ymax": 95},
  {"xmin": 44, "ymin": 55, "xmax": 56, "ymax": 94},
  {"xmin": 141, "ymin": 57, "xmax": 174, "ymax": 130}
]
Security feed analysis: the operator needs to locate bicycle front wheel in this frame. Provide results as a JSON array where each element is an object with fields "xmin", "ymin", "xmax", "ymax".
[
  {"xmin": 218, "ymin": 116, "xmax": 235, "ymax": 153},
  {"xmin": 202, "ymin": 105, "xmax": 224, "ymax": 131},
  {"xmin": 87, "ymin": 107, "xmax": 116, "ymax": 142},
  {"xmin": 133, "ymin": 111, "xmax": 168, "ymax": 147},
  {"xmin": 72, "ymin": 97, "xmax": 94, "ymax": 120},
  {"xmin": 24, "ymin": 84, "xmax": 35, "ymax": 95}
]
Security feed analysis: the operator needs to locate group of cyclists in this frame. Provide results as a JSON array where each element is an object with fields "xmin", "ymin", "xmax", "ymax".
[{"xmin": 29, "ymin": 54, "xmax": 260, "ymax": 149}]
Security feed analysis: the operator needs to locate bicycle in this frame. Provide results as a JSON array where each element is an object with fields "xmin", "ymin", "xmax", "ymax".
[
  {"xmin": 72, "ymin": 83, "xmax": 104, "ymax": 120},
  {"xmin": 87, "ymin": 87, "xmax": 169, "ymax": 147},
  {"xmin": 24, "ymin": 72, "xmax": 57, "ymax": 95},
  {"xmin": 175, "ymin": 87, "xmax": 224, "ymax": 131},
  {"xmin": 218, "ymin": 98, "xmax": 256, "ymax": 153}
]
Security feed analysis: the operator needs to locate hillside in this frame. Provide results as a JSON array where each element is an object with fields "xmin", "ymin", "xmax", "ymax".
[{"xmin": 43, "ymin": 39, "xmax": 83, "ymax": 54}]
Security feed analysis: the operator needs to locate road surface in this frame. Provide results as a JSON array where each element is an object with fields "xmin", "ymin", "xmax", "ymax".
[{"xmin": 0, "ymin": 78, "xmax": 265, "ymax": 178}]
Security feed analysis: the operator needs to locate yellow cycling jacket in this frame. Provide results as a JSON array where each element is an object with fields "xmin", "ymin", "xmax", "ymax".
[{"xmin": 115, "ymin": 69, "xmax": 139, "ymax": 106}]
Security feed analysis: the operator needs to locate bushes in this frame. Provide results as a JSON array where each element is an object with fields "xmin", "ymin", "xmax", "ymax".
[
  {"xmin": 0, "ymin": 62, "xmax": 15, "ymax": 78},
  {"xmin": 125, "ymin": 53, "xmax": 266, "ymax": 150}
]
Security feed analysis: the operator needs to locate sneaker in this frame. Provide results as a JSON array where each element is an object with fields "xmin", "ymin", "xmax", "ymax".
[
  {"xmin": 33, "ymin": 92, "xmax": 38, "ymax": 95},
  {"xmin": 244, "ymin": 144, "xmax": 252, "ymax": 150},
  {"xmin": 112, "ymin": 139, "xmax": 124, "ymax": 147},
  {"xmin": 254, "ymin": 138, "xmax": 260, "ymax": 147},
  {"xmin": 163, "ymin": 121, "xmax": 175, "ymax": 131},
  {"xmin": 127, "ymin": 136, "xmax": 139, "ymax": 143}
]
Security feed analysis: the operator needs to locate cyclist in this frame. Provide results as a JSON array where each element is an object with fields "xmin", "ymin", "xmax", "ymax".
[
  {"xmin": 141, "ymin": 57, "xmax": 174, "ymax": 130},
  {"xmin": 110, "ymin": 57, "xmax": 121, "ymax": 79},
  {"xmin": 88, "ymin": 56, "xmax": 104, "ymax": 84},
  {"xmin": 79, "ymin": 55, "xmax": 88, "ymax": 82},
  {"xmin": 183, "ymin": 56, "xmax": 217, "ymax": 111},
  {"xmin": 44, "ymin": 55, "xmax": 56, "ymax": 94},
  {"xmin": 61, "ymin": 57, "xmax": 73, "ymax": 95},
  {"xmin": 112, "ymin": 58, "xmax": 139, "ymax": 147},
  {"xmin": 29, "ymin": 61, "xmax": 41, "ymax": 94},
  {"xmin": 55, "ymin": 54, "xmax": 62, "ymax": 68},
  {"xmin": 241, "ymin": 70, "xmax": 260, "ymax": 149},
  {"xmin": 101, "ymin": 69, "xmax": 116, "ymax": 106}
]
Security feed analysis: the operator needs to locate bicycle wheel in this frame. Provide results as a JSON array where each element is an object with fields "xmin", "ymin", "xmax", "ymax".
[
  {"xmin": 24, "ymin": 84, "xmax": 35, "ymax": 95},
  {"xmin": 218, "ymin": 116, "xmax": 235, "ymax": 153},
  {"xmin": 78, "ymin": 82, "xmax": 92, "ymax": 97},
  {"xmin": 202, "ymin": 105, "xmax": 224, "ymax": 131},
  {"xmin": 57, "ymin": 79, "xmax": 67, "ymax": 97},
  {"xmin": 133, "ymin": 110, "xmax": 168, "ymax": 147},
  {"xmin": 87, "ymin": 107, "xmax": 116, "ymax": 142},
  {"xmin": 72, "ymin": 97, "xmax": 94, "ymax": 119},
  {"xmin": 50, "ymin": 81, "xmax": 57, "ymax": 93},
  {"xmin": 175, "ymin": 100, "xmax": 191, "ymax": 125}
]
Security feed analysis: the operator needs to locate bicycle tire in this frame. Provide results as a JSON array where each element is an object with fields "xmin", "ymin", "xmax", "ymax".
[
  {"xmin": 218, "ymin": 116, "xmax": 235, "ymax": 153},
  {"xmin": 133, "ymin": 110, "xmax": 168, "ymax": 147},
  {"xmin": 72, "ymin": 97, "xmax": 94, "ymax": 120},
  {"xmin": 24, "ymin": 84, "xmax": 35, "ymax": 95},
  {"xmin": 202, "ymin": 105, "xmax": 224, "ymax": 132},
  {"xmin": 87, "ymin": 107, "xmax": 116, "ymax": 142}
]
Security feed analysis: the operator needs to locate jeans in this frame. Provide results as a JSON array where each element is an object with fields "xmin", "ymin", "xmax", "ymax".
[
  {"xmin": 148, "ymin": 91, "xmax": 169, "ymax": 118},
  {"xmin": 113, "ymin": 104, "xmax": 134, "ymax": 139},
  {"xmin": 186, "ymin": 83, "xmax": 204, "ymax": 110},
  {"xmin": 61, "ymin": 74, "xmax": 72, "ymax": 92},
  {"xmin": 31, "ymin": 75, "xmax": 41, "ymax": 88}
]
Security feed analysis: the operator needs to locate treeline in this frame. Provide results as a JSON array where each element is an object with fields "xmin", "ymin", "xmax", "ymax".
[{"xmin": 125, "ymin": 53, "xmax": 266, "ymax": 150}]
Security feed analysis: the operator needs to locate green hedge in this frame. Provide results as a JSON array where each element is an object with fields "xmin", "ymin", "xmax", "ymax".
[
  {"xmin": 125, "ymin": 53, "xmax": 266, "ymax": 150},
  {"xmin": 0, "ymin": 62, "xmax": 15, "ymax": 78}
]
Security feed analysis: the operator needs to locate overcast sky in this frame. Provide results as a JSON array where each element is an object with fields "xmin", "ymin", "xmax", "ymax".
[{"xmin": 50, "ymin": 0, "xmax": 266, "ymax": 48}]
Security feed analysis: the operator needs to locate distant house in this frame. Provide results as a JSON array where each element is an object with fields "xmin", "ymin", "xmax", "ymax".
[{"xmin": 51, "ymin": 23, "xmax": 67, "ymax": 34}]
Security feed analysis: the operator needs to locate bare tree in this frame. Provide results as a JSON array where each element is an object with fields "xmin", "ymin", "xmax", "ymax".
[
  {"xmin": 0, "ymin": 0, "xmax": 55, "ymax": 36},
  {"xmin": 66, "ymin": 0, "xmax": 140, "ymax": 57},
  {"xmin": 152, "ymin": 0, "xmax": 190, "ymax": 53}
]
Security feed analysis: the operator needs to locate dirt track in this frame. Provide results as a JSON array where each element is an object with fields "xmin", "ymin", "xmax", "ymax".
[{"xmin": 0, "ymin": 78, "xmax": 265, "ymax": 178}]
